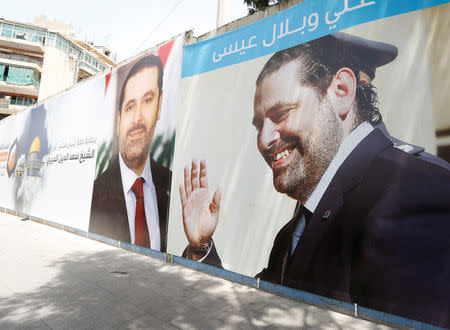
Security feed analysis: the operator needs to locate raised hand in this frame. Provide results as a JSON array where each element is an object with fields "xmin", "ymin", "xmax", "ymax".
[{"xmin": 179, "ymin": 160, "xmax": 221, "ymax": 259}]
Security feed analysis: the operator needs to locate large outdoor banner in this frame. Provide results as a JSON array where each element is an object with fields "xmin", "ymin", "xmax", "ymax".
[
  {"xmin": 167, "ymin": 0, "xmax": 449, "ymax": 327},
  {"xmin": 1, "ymin": 0, "xmax": 449, "ymax": 327},
  {"xmin": 88, "ymin": 36, "xmax": 184, "ymax": 252},
  {"xmin": 0, "ymin": 77, "xmax": 103, "ymax": 229},
  {"xmin": 0, "ymin": 35, "xmax": 184, "ymax": 236}
]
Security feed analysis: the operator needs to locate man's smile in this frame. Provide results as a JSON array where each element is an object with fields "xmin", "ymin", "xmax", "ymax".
[{"xmin": 271, "ymin": 145, "xmax": 296, "ymax": 168}]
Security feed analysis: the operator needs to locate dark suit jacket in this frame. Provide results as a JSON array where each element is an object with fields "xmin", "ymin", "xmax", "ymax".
[
  {"xmin": 89, "ymin": 156, "xmax": 171, "ymax": 252},
  {"xmin": 208, "ymin": 129, "xmax": 450, "ymax": 327},
  {"xmin": 376, "ymin": 122, "xmax": 449, "ymax": 169}
]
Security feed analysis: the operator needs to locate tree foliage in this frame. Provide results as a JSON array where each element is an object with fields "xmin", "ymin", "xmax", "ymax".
[{"xmin": 243, "ymin": 0, "xmax": 279, "ymax": 14}]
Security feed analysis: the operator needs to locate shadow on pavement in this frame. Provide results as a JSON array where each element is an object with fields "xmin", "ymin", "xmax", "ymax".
[{"xmin": 0, "ymin": 237, "xmax": 390, "ymax": 329}]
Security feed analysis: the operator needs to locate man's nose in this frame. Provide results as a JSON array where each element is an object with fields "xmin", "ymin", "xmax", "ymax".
[
  {"xmin": 259, "ymin": 120, "xmax": 280, "ymax": 150},
  {"xmin": 132, "ymin": 103, "xmax": 142, "ymax": 123}
]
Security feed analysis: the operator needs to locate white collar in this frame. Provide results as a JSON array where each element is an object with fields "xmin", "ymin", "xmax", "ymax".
[
  {"xmin": 304, "ymin": 121, "xmax": 373, "ymax": 213},
  {"xmin": 119, "ymin": 152, "xmax": 153, "ymax": 195}
]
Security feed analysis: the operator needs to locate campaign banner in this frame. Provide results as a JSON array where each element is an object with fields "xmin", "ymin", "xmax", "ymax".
[
  {"xmin": 0, "ymin": 35, "xmax": 185, "ymax": 239},
  {"xmin": 168, "ymin": 1, "xmax": 449, "ymax": 327},
  {"xmin": 88, "ymin": 36, "xmax": 184, "ymax": 252},
  {"xmin": 0, "ymin": 77, "xmax": 103, "ymax": 229}
]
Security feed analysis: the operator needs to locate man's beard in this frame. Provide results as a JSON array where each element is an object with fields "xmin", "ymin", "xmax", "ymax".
[
  {"xmin": 272, "ymin": 99, "xmax": 344, "ymax": 203},
  {"xmin": 120, "ymin": 122, "xmax": 152, "ymax": 170}
]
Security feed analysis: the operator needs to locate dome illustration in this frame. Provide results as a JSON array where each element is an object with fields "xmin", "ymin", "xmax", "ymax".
[
  {"xmin": 25, "ymin": 136, "xmax": 43, "ymax": 177},
  {"xmin": 29, "ymin": 137, "xmax": 40, "ymax": 154},
  {"xmin": 15, "ymin": 155, "xmax": 25, "ymax": 176}
]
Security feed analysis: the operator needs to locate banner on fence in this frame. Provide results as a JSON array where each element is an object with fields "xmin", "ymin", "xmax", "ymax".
[{"xmin": 168, "ymin": 1, "xmax": 450, "ymax": 327}]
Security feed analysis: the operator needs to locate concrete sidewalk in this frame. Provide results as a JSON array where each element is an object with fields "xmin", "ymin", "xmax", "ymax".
[{"xmin": 0, "ymin": 212, "xmax": 392, "ymax": 329}]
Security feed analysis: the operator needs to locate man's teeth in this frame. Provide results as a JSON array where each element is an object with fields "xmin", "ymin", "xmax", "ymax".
[{"xmin": 275, "ymin": 149, "xmax": 291, "ymax": 161}]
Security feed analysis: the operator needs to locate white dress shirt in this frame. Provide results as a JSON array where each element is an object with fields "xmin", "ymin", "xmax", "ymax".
[
  {"xmin": 304, "ymin": 121, "xmax": 374, "ymax": 213},
  {"xmin": 291, "ymin": 122, "xmax": 374, "ymax": 254},
  {"xmin": 119, "ymin": 153, "xmax": 161, "ymax": 250}
]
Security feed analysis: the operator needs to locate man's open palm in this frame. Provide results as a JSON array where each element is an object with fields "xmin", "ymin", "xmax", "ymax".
[{"xmin": 179, "ymin": 160, "xmax": 221, "ymax": 248}]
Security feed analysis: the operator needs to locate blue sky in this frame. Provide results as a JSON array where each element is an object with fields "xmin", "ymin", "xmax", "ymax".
[{"xmin": 1, "ymin": 0, "xmax": 248, "ymax": 62}]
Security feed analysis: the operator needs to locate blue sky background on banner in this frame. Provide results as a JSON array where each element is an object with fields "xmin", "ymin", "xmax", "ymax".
[{"xmin": 183, "ymin": 0, "xmax": 449, "ymax": 77}]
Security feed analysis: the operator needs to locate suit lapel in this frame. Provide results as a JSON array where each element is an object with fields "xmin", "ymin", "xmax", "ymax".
[
  {"xmin": 278, "ymin": 215, "xmax": 299, "ymax": 284},
  {"xmin": 287, "ymin": 182, "xmax": 344, "ymax": 283},
  {"xmin": 110, "ymin": 157, "xmax": 132, "ymax": 242},
  {"xmin": 150, "ymin": 158, "xmax": 171, "ymax": 252},
  {"xmin": 285, "ymin": 129, "xmax": 393, "ymax": 283}
]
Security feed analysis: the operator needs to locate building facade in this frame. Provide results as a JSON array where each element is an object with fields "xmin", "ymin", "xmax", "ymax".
[{"xmin": 0, "ymin": 18, "xmax": 116, "ymax": 120}]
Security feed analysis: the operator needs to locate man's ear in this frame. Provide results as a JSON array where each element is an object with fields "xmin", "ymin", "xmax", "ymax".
[
  {"xmin": 326, "ymin": 68, "xmax": 357, "ymax": 121},
  {"xmin": 116, "ymin": 111, "xmax": 121, "ymax": 137},
  {"xmin": 156, "ymin": 91, "xmax": 163, "ymax": 121}
]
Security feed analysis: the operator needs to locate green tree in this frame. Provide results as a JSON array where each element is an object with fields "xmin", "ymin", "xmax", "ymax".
[{"xmin": 244, "ymin": 0, "xmax": 278, "ymax": 14}]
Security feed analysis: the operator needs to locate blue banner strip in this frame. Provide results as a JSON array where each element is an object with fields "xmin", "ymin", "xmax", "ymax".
[{"xmin": 182, "ymin": 0, "xmax": 449, "ymax": 77}]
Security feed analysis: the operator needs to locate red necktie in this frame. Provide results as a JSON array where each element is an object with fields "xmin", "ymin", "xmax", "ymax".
[{"xmin": 131, "ymin": 177, "xmax": 150, "ymax": 248}]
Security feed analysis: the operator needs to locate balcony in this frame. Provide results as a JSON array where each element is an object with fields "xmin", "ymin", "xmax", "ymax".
[
  {"xmin": 0, "ymin": 81, "xmax": 39, "ymax": 97},
  {"xmin": 0, "ymin": 35, "xmax": 44, "ymax": 56},
  {"xmin": 0, "ymin": 98, "xmax": 29, "ymax": 115},
  {"xmin": 79, "ymin": 62, "xmax": 97, "ymax": 77}
]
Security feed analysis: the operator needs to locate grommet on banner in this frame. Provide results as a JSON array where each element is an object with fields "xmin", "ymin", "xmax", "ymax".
[
  {"xmin": 257, "ymin": 278, "xmax": 260, "ymax": 289},
  {"xmin": 354, "ymin": 303, "xmax": 358, "ymax": 318}
]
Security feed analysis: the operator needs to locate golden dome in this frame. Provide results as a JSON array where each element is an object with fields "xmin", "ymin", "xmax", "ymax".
[{"xmin": 29, "ymin": 137, "xmax": 40, "ymax": 154}]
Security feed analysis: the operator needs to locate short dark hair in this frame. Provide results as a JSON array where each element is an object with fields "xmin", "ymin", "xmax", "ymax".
[
  {"xmin": 256, "ymin": 35, "xmax": 382, "ymax": 126},
  {"xmin": 118, "ymin": 54, "xmax": 163, "ymax": 113}
]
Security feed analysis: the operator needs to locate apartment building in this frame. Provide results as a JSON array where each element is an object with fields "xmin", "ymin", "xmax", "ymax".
[{"xmin": 0, "ymin": 18, "xmax": 116, "ymax": 120}]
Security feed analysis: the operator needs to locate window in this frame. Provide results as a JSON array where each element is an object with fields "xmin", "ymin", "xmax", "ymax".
[
  {"xmin": 61, "ymin": 39, "xmax": 69, "ymax": 53},
  {"xmin": 32, "ymin": 71, "xmax": 40, "ymax": 89},
  {"xmin": 69, "ymin": 46, "xmax": 81, "ymax": 59},
  {"xmin": 84, "ymin": 54, "xmax": 93, "ymax": 65},
  {"xmin": 23, "ymin": 27, "xmax": 34, "ymax": 41},
  {"xmin": 1, "ymin": 23, "xmax": 13, "ymax": 37},
  {"xmin": 5, "ymin": 66, "xmax": 35, "ymax": 85},
  {"xmin": 10, "ymin": 96, "xmax": 36, "ymax": 106},
  {"xmin": 0, "ymin": 64, "xmax": 5, "ymax": 81},
  {"xmin": 56, "ymin": 35, "xmax": 62, "ymax": 49},
  {"xmin": 13, "ymin": 25, "xmax": 25, "ymax": 39},
  {"xmin": 46, "ymin": 33, "xmax": 56, "ymax": 46},
  {"xmin": 34, "ymin": 30, "xmax": 46, "ymax": 44}
]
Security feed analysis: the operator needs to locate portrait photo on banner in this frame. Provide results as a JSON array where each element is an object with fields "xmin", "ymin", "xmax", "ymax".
[
  {"xmin": 89, "ymin": 35, "xmax": 184, "ymax": 253},
  {"xmin": 169, "ymin": 6, "xmax": 449, "ymax": 328}
]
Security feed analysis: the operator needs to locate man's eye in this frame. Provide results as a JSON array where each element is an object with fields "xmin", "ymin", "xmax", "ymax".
[
  {"xmin": 272, "ymin": 110, "xmax": 289, "ymax": 122},
  {"xmin": 144, "ymin": 97, "xmax": 152, "ymax": 104},
  {"xmin": 126, "ymin": 104, "xmax": 134, "ymax": 112}
]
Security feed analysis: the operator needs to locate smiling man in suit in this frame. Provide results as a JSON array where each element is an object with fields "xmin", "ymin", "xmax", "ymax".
[
  {"xmin": 89, "ymin": 55, "xmax": 171, "ymax": 252},
  {"xmin": 179, "ymin": 33, "xmax": 450, "ymax": 327}
]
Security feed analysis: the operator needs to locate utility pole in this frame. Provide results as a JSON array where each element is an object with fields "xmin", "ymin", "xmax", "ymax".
[{"xmin": 216, "ymin": 0, "xmax": 232, "ymax": 28}]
